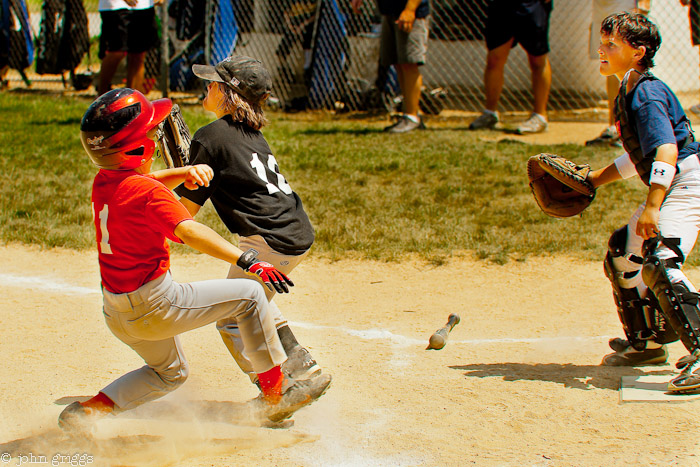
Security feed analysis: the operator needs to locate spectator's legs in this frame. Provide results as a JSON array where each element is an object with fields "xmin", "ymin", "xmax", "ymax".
[
  {"xmin": 694, "ymin": 48, "xmax": 700, "ymax": 113},
  {"xmin": 483, "ymin": 39, "xmax": 513, "ymax": 112},
  {"xmin": 528, "ymin": 53, "xmax": 551, "ymax": 118},
  {"xmin": 0, "ymin": 65, "xmax": 8, "ymax": 89},
  {"xmin": 99, "ymin": 51, "xmax": 126, "ymax": 95},
  {"xmin": 396, "ymin": 63, "xmax": 422, "ymax": 118},
  {"xmin": 126, "ymin": 52, "xmax": 147, "ymax": 94},
  {"xmin": 606, "ymin": 75, "xmax": 620, "ymax": 127}
]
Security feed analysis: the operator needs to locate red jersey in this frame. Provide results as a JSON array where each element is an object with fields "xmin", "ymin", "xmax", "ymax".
[{"xmin": 91, "ymin": 169, "xmax": 193, "ymax": 294}]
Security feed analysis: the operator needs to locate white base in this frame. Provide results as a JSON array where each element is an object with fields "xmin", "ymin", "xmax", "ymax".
[{"xmin": 620, "ymin": 375, "xmax": 700, "ymax": 403}]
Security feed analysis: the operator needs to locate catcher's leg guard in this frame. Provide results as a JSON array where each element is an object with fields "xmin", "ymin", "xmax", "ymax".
[
  {"xmin": 642, "ymin": 238, "xmax": 700, "ymax": 353},
  {"xmin": 604, "ymin": 227, "xmax": 660, "ymax": 350}
]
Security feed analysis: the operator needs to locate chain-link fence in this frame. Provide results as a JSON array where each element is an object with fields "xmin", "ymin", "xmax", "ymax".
[{"xmin": 2, "ymin": 0, "xmax": 700, "ymax": 114}]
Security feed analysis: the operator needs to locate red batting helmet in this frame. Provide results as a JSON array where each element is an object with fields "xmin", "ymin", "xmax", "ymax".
[{"xmin": 80, "ymin": 88, "xmax": 172, "ymax": 170}]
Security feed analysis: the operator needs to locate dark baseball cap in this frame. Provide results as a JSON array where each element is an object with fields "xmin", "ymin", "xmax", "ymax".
[{"xmin": 192, "ymin": 55, "xmax": 272, "ymax": 103}]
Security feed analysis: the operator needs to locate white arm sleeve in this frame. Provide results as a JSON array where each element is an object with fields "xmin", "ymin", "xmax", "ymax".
[{"xmin": 613, "ymin": 152, "xmax": 637, "ymax": 179}]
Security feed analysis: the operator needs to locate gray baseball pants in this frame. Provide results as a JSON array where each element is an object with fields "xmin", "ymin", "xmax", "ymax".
[
  {"xmin": 218, "ymin": 235, "xmax": 309, "ymax": 380},
  {"xmin": 100, "ymin": 271, "xmax": 286, "ymax": 411}
]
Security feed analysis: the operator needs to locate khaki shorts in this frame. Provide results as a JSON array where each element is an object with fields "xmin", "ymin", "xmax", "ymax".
[{"xmin": 379, "ymin": 15, "xmax": 429, "ymax": 66}]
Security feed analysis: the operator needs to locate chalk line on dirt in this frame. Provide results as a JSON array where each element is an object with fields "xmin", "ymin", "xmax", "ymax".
[
  {"xmin": 0, "ymin": 273, "xmax": 100, "ymax": 296},
  {"xmin": 290, "ymin": 321, "xmax": 610, "ymax": 347},
  {"xmin": 0, "ymin": 272, "xmax": 610, "ymax": 346}
]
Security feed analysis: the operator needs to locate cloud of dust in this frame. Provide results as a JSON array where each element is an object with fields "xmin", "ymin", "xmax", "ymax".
[
  {"xmin": 292, "ymin": 401, "xmax": 432, "ymax": 466},
  {"xmin": 0, "ymin": 398, "xmax": 315, "ymax": 467}
]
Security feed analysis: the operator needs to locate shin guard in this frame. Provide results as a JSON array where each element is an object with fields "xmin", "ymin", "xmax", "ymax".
[{"xmin": 642, "ymin": 254, "xmax": 700, "ymax": 352}]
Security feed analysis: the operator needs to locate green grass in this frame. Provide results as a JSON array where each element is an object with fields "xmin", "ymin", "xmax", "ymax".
[{"xmin": 0, "ymin": 91, "xmax": 664, "ymax": 265}]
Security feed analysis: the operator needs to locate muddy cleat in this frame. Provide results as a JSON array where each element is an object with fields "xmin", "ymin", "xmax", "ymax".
[
  {"xmin": 601, "ymin": 338, "xmax": 668, "ymax": 366},
  {"xmin": 258, "ymin": 373, "xmax": 332, "ymax": 423},
  {"xmin": 282, "ymin": 346, "xmax": 322, "ymax": 380},
  {"xmin": 58, "ymin": 401, "xmax": 108, "ymax": 435},
  {"xmin": 468, "ymin": 111, "xmax": 499, "ymax": 130},
  {"xmin": 667, "ymin": 350, "xmax": 700, "ymax": 393}
]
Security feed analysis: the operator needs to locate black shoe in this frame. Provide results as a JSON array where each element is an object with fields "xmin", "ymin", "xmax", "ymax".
[
  {"xmin": 468, "ymin": 111, "xmax": 499, "ymax": 130},
  {"xmin": 601, "ymin": 338, "xmax": 668, "ymax": 366},
  {"xmin": 258, "ymin": 373, "xmax": 332, "ymax": 422},
  {"xmin": 282, "ymin": 346, "xmax": 322, "ymax": 380},
  {"xmin": 585, "ymin": 126, "xmax": 620, "ymax": 147},
  {"xmin": 384, "ymin": 115, "xmax": 425, "ymax": 133}
]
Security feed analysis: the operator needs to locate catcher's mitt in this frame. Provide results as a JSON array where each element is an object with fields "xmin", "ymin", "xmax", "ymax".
[
  {"xmin": 527, "ymin": 153, "xmax": 596, "ymax": 218},
  {"xmin": 155, "ymin": 104, "xmax": 192, "ymax": 168}
]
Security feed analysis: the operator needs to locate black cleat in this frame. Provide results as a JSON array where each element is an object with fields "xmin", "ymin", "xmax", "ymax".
[{"xmin": 602, "ymin": 338, "xmax": 668, "ymax": 366}]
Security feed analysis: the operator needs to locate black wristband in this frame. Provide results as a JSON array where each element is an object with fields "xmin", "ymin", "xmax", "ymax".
[{"xmin": 237, "ymin": 248, "xmax": 259, "ymax": 271}]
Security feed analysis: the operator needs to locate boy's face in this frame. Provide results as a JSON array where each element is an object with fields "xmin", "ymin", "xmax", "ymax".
[
  {"xmin": 203, "ymin": 82, "xmax": 226, "ymax": 116},
  {"xmin": 598, "ymin": 31, "xmax": 645, "ymax": 79}
]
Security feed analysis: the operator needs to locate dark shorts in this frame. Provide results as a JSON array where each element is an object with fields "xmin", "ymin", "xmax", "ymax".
[
  {"xmin": 691, "ymin": 0, "xmax": 700, "ymax": 46},
  {"xmin": 99, "ymin": 8, "xmax": 159, "ymax": 56},
  {"xmin": 485, "ymin": 0, "xmax": 552, "ymax": 56}
]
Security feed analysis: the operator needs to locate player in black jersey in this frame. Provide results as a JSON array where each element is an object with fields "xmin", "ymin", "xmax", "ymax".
[{"xmin": 175, "ymin": 55, "xmax": 325, "ymax": 389}]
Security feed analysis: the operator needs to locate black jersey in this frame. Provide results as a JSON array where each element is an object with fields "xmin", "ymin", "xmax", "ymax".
[{"xmin": 174, "ymin": 116, "xmax": 314, "ymax": 255}]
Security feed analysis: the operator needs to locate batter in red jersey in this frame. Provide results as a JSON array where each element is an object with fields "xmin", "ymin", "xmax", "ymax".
[{"xmin": 58, "ymin": 88, "xmax": 331, "ymax": 433}]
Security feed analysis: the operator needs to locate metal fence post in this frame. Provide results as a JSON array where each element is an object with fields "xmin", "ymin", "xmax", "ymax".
[
  {"xmin": 204, "ymin": 0, "xmax": 212, "ymax": 65},
  {"xmin": 159, "ymin": 0, "xmax": 168, "ymax": 97}
]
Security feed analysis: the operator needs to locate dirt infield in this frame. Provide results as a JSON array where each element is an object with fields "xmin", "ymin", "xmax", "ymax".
[{"xmin": 0, "ymin": 245, "xmax": 699, "ymax": 466}]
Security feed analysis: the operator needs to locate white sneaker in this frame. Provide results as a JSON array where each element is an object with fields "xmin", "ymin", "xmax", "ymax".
[{"xmin": 514, "ymin": 113, "xmax": 548, "ymax": 134}]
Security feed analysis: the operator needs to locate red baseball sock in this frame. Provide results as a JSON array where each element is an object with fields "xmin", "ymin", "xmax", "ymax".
[
  {"xmin": 80, "ymin": 392, "xmax": 115, "ymax": 413},
  {"xmin": 257, "ymin": 366, "xmax": 284, "ymax": 403}
]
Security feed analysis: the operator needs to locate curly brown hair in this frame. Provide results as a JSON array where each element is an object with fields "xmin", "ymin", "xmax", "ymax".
[{"xmin": 601, "ymin": 12, "xmax": 661, "ymax": 70}]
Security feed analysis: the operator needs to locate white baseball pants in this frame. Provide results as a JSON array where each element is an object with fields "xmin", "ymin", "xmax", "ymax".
[{"xmin": 613, "ymin": 155, "xmax": 700, "ymax": 292}]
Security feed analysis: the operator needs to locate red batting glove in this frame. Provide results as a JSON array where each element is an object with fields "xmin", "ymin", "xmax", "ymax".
[
  {"xmin": 246, "ymin": 261, "xmax": 294, "ymax": 294},
  {"xmin": 237, "ymin": 248, "xmax": 294, "ymax": 293}
]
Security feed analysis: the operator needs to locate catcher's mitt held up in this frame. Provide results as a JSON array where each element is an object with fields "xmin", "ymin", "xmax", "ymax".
[
  {"xmin": 155, "ymin": 104, "xmax": 192, "ymax": 169},
  {"xmin": 527, "ymin": 153, "xmax": 596, "ymax": 218}
]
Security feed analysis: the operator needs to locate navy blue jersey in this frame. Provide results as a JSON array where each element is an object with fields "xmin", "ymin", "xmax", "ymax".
[
  {"xmin": 174, "ymin": 116, "xmax": 314, "ymax": 256},
  {"xmin": 376, "ymin": 0, "xmax": 429, "ymax": 19},
  {"xmin": 630, "ymin": 79, "xmax": 699, "ymax": 162}
]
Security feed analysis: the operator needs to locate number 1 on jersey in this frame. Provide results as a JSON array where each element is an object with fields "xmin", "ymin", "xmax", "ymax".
[
  {"xmin": 95, "ymin": 203, "xmax": 113, "ymax": 254},
  {"xmin": 250, "ymin": 153, "xmax": 293, "ymax": 195}
]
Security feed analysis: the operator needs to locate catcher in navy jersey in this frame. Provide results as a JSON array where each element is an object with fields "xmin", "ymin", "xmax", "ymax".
[
  {"xmin": 174, "ymin": 55, "xmax": 326, "ymax": 392},
  {"xmin": 588, "ymin": 13, "xmax": 700, "ymax": 393}
]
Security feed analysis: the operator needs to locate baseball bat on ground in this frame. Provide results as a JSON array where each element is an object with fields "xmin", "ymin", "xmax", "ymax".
[{"xmin": 426, "ymin": 313, "xmax": 460, "ymax": 350}]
